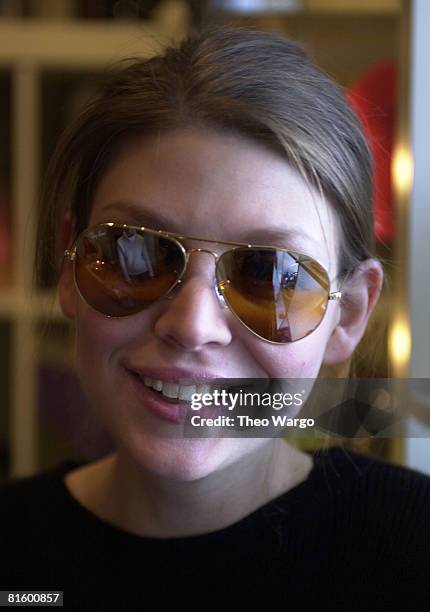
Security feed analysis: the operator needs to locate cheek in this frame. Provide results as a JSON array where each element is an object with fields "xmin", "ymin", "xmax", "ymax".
[
  {"xmin": 76, "ymin": 311, "xmax": 122, "ymax": 363},
  {"xmin": 73, "ymin": 304, "xmax": 144, "ymax": 393},
  {"xmin": 255, "ymin": 343, "xmax": 322, "ymax": 378},
  {"xmin": 240, "ymin": 317, "xmax": 334, "ymax": 378},
  {"xmin": 74, "ymin": 300, "xmax": 159, "ymax": 358}
]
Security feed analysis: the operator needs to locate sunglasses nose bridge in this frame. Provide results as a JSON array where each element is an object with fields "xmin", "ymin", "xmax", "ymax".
[
  {"xmin": 167, "ymin": 247, "xmax": 227, "ymax": 309},
  {"xmin": 186, "ymin": 247, "xmax": 219, "ymax": 260}
]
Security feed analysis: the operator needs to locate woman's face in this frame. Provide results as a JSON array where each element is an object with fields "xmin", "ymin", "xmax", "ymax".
[{"xmin": 60, "ymin": 126, "xmax": 343, "ymax": 481}]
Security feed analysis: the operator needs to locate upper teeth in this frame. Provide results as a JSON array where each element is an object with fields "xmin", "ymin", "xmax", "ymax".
[{"xmin": 142, "ymin": 378, "xmax": 212, "ymax": 401}]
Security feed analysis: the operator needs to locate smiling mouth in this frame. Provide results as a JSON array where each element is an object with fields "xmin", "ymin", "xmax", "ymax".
[{"xmin": 128, "ymin": 371, "xmax": 211, "ymax": 404}]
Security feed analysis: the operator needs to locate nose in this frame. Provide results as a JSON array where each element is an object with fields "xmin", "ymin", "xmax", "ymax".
[{"xmin": 153, "ymin": 249, "xmax": 233, "ymax": 351}]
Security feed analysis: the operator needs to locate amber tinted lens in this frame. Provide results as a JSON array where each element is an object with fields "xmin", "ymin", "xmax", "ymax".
[
  {"xmin": 218, "ymin": 248, "xmax": 330, "ymax": 343},
  {"xmin": 75, "ymin": 226, "xmax": 185, "ymax": 316}
]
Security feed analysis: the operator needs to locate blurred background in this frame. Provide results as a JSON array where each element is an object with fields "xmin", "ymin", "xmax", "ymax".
[{"xmin": 0, "ymin": 0, "xmax": 429, "ymax": 481}]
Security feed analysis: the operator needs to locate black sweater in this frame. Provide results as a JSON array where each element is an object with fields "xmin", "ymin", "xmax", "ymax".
[{"xmin": 0, "ymin": 447, "xmax": 429, "ymax": 611}]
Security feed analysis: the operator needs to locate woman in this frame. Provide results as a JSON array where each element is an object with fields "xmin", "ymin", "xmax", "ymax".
[{"xmin": 1, "ymin": 25, "xmax": 429, "ymax": 611}]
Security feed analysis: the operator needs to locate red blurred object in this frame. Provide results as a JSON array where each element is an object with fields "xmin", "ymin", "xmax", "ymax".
[{"xmin": 346, "ymin": 61, "xmax": 397, "ymax": 244}]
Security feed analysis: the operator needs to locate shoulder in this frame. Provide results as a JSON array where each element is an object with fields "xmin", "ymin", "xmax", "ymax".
[
  {"xmin": 317, "ymin": 447, "xmax": 430, "ymax": 562},
  {"xmin": 353, "ymin": 448, "xmax": 430, "ymax": 534},
  {"xmin": 286, "ymin": 448, "xmax": 429, "ymax": 606},
  {"xmin": 0, "ymin": 462, "xmax": 83, "ymax": 587},
  {"xmin": 336, "ymin": 446, "xmax": 430, "ymax": 499},
  {"xmin": 316, "ymin": 446, "xmax": 430, "ymax": 517},
  {"xmin": 305, "ymin": 447, "xmax": 430, "ymax": 546},
  {"xmin": 333, "ymin": 448, "xmax": 430, "ymax": 605},
  {"xmin": 315, "ymin": 445, "xmax": 430, "ymax": 490}
]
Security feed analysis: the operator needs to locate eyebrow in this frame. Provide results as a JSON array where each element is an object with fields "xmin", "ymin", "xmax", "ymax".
[{"xmin": 96, "ymin": 201, "xmax": 317, "ymax": 249}]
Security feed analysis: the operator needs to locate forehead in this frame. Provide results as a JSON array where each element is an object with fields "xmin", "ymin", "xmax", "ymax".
[{"xmin": 90, "ymin": 127, "xmax": 340, "ymax": 271}]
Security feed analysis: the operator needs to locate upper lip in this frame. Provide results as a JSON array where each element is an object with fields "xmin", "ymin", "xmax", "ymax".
[{"xmin": 124, "ymin": 365, "xmax": 228, "ymax": 386}]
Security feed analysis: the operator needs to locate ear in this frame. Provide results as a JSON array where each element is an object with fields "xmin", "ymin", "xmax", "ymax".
[
  {"xmin": 58, "ymin": 212, "xmax": 78, "ymax": 320},
  {"xmin": 322, "ymin": 258, "xmax": 384, "ymax": 366}
]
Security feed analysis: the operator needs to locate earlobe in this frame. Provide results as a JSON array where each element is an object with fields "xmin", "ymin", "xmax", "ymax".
[{"xmin": 322, "ymin": 259, "xmax": 383, "ymax": 366}]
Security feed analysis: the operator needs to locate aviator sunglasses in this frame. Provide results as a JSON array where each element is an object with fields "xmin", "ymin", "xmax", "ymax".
[{"xmin": 64, "ymin": 222, "xmax": 345, "ymax": 344}]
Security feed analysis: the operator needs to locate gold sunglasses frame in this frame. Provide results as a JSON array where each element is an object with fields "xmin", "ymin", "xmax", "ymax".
[{"xmin": 64, "ymin": 222, "xmax": 344, "ymax": 344}]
